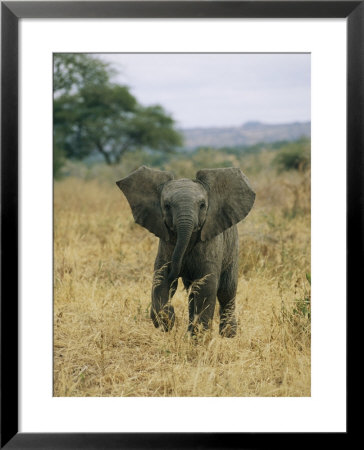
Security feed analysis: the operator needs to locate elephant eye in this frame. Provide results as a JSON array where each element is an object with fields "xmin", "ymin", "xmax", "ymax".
[
  {"xmin": 164, "ymin": 203, "xmax": 171, "ymax": 211},
  {"xmin": 200, "ymin": 201, "xmax": 206, "ymax": 209}
]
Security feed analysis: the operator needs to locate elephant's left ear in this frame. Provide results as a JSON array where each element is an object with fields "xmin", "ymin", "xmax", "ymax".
[{"xmin": 196, "ymin": 167, "xmax": 255, "ymax": 241}]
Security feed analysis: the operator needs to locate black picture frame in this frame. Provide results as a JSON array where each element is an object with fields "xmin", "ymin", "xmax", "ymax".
[{"xmin": 1, "ymin": 1, "xmax": 358, "ymax": 448}]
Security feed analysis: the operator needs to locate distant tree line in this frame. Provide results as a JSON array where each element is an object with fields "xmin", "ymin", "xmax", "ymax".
[
  {"xmin": 54, "ymin": 54, "xmax": 182, "ymax": 177},
  {"xmin": 181, "ymin": 138, "xmax": 311, "ymax": 172},
  {"xmin": 116, "ymin": 137, "xmax": 311, "ymax": 174}
]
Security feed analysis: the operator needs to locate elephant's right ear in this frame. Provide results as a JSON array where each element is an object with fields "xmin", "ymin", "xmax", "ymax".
[{"xmin": 116, "ymin": 165, "xmax": 174, "ymax": 241}]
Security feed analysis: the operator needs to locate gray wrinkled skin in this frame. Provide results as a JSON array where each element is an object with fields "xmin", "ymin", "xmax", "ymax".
[{"xmin": 116, "ymin": 166, "xmax": 255, "ymax": 337}]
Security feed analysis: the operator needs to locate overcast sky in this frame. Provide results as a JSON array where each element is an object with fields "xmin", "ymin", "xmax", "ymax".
[{"xmin": 99, "ymin": 53, "xmax": 310, "ymax": 129}]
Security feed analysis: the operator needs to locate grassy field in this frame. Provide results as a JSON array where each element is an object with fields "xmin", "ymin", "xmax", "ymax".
[{"xmin": 54, "ymin": 150, "xmax": 311, "ymax": 397}]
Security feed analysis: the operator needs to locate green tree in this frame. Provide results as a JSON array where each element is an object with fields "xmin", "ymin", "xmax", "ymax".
[
  {"xmin": 54, "ymin": 84, "xmax": 182, "ymax": 165},
  {"xmin": 54, "ymin": 54, "xmax": 183, "ymax": 168}
]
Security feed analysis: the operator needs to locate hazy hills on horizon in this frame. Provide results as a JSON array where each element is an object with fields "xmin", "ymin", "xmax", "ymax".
[{"xmin": 180, "ymin": 121, "xmax": 311, "ymax": 150}]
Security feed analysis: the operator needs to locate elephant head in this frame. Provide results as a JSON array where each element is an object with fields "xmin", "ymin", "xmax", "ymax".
[{"xmin": 116, "ymin": 166, "xmax": 255, "ymax": 283}]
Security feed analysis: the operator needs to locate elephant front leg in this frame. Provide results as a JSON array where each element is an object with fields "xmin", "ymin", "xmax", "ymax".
[
  {"xmin": 151, "ymin": 262, "xmax": 177, "ymax": 331},
  {"xmin": 187, "ymin": 274, "xmax": 217, "ymax": 335}
]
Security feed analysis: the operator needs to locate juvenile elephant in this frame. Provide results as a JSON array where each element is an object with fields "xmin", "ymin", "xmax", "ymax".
[{"xmin": 116, "ymin": 166, "xmax": 255, "ymax": 337}]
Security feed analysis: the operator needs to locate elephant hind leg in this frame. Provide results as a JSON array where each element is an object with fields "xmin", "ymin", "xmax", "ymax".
[{"xmin": 217, "ymin": 266, "xmax": 238, "ymax": 338}]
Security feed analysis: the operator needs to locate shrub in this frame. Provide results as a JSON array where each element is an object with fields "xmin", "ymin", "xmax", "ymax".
[
  {"xmin": 273, "ymin": 139, "xmax": 310, "ymax": 172},
  {"xmin": 54, "ymin": 145, "xmax": 66, "ymax": 179}
]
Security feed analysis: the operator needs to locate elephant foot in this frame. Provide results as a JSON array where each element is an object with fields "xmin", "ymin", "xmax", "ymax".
[
  {"xmin": 187, "ymin": 320, "xmax": 211, "ymax": 338},
  {"xmin": 151, "ymin": 305, "xmax": 175, "ymax": 331},
  {"xmin": 187, "ymin": 323, "xmax": 197, "ymax": 337},
  {"xmin": 219, "ymin": 317, "xmax": 237, "ymax": 338}
]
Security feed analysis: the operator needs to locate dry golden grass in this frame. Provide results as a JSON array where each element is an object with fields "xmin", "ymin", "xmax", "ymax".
[{"xmin": 54, "ymin": 159, "xmax": 311, "ymax": 397}]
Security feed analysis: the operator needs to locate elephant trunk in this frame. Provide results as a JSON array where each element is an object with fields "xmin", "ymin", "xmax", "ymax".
[{"xmin": 168, "ymin": 215, "xmax": 194, "ymax": 284}]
